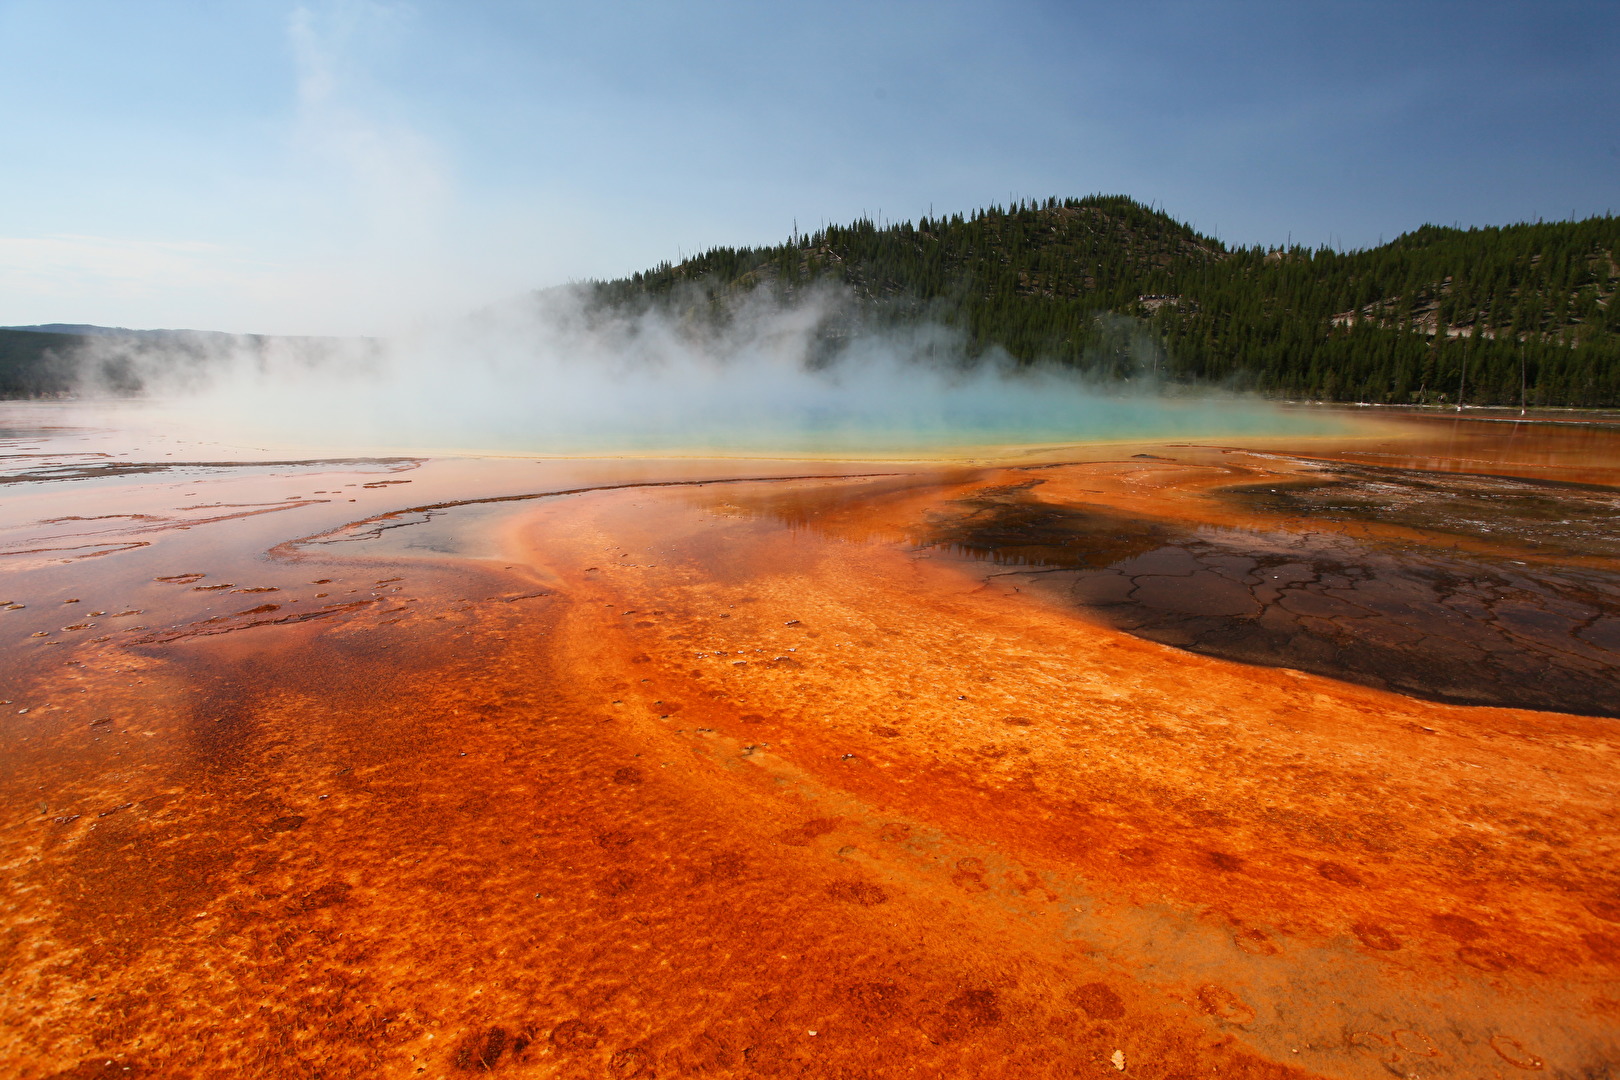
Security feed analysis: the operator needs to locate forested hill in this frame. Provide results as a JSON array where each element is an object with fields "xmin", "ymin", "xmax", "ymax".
[
  {"xmin": 0, "ymin": 326, "xmax": 238, "ymax": 398},
  {"xmin": 593, "ymin": 196, "xmax": 1620, "ymax": 408},
  {"xmin": 0, "ymin": 328, "xmax": 88, "ymax": 397},
  {"xmin": 0, "ymin": 327, "xmax": 357, "ymax": 399}
]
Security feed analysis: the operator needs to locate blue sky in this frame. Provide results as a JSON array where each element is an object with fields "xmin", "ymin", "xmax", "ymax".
[{"xmin": 0, "ymin": 0, "xmax": 1614, "ymax": 335}]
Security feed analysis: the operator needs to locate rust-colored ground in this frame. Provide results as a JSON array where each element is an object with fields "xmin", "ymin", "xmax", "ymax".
[{"xmin": 2, "ymin": 409, "xmax": 1618, "ymax": 1079}]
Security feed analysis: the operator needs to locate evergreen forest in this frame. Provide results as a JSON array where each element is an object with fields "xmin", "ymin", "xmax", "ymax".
[
  {"xmin": 0, "ymin": 328, "xmax": 82, "ymax": 398},
  {"xmin": 593, "ymin": 196, "xmax": 1620, "ymax": 408}
]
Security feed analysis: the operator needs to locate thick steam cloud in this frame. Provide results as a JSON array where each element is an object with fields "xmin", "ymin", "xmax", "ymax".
[{"xmin": 67, "ymin": 285, "xmax": 1338, "ymax": 456}]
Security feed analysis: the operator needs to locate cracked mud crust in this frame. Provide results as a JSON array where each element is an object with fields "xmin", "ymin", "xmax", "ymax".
[{"xmin": 923, "ymin": 470, "xmax": 1620, "ymax": 716}]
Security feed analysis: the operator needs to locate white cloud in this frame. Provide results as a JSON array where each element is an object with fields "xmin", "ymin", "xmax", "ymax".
[
  {"xmin": 287, "ymin": 1, "xmax": 453, "ymax": 255},
  {"xmin": 0, "ymin": 3, "xmax": 495, "ymax": 336}
]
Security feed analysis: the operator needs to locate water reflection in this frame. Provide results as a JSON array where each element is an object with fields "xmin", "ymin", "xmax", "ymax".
[{"xmin": 1321, "ymin": 412, "xmax": 1620, "ymax": 486}]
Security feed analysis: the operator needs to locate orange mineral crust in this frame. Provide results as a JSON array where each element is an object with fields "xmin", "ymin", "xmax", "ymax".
[{"xmin": 1, "ymin": 411, "xmax": 1617, "ymax": 1079}]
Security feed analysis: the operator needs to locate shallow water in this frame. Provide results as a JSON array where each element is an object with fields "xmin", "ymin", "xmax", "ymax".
[
  {"xmin": 2, "ymin": 404, "xmax": 1617, "ymax": 1079},
  {"xmin": 29, "ymin": 387, "xmax": 1361, "ymax": 458}
]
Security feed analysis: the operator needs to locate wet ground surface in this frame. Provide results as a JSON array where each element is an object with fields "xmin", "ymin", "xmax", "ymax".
[
  {"xmin": 0, "ymin": 456, "xmax": 422, "ymax": 486},
  {"xmin": 923, "ymin": 475, "xmax": 1620, "ymax": 716},
  {"xmin": 2, "ymin": 406, "xmax": 1618, "ymax": 1079},
  {"xmin": 1225, "ymin": 463, "xmax": 1620, "ymax": 558}
]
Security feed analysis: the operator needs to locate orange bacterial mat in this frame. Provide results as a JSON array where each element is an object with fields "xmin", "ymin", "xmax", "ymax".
[{"xmin": 2, "ymin": 408, "xmax": 1617, "ymax": 1079}]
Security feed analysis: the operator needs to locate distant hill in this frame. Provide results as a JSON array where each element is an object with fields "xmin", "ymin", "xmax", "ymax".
[
  {"xmin": 6, "ymin": 323, "xmax": 131, "ymax": 336},
  {"xmin": 0, "ymin": 328, "xmax": 92, "ymax": 397},
  {"xmin": 5, "ymin": 322, "xmax": 251, "ymax": 342},
  {"xmin": 0, "ymin": 325, "xmax": 242, "ymax": 398},
  {"xmin": 592, "ymin": 195, "xmax": 1620, "ymax": 408},
  {"xmin": 0, "ymin": 325, "xmax": 367, "ymax": 399}
]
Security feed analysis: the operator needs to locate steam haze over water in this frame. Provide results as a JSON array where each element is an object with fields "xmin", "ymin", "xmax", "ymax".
[{"xmin": 65, "ymin": 287, "xmax": 1347, "ymax": 456}]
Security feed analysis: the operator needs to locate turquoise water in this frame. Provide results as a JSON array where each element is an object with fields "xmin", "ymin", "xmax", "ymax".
[{"xmin": 151, "ymin": 364, "xmax": 1354, "ymax": 456}]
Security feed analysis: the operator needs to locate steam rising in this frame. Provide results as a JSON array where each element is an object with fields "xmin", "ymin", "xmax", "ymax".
[{"xmin": 68, "ymin": 284, "xmax": 1340, "ymax": 457}]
